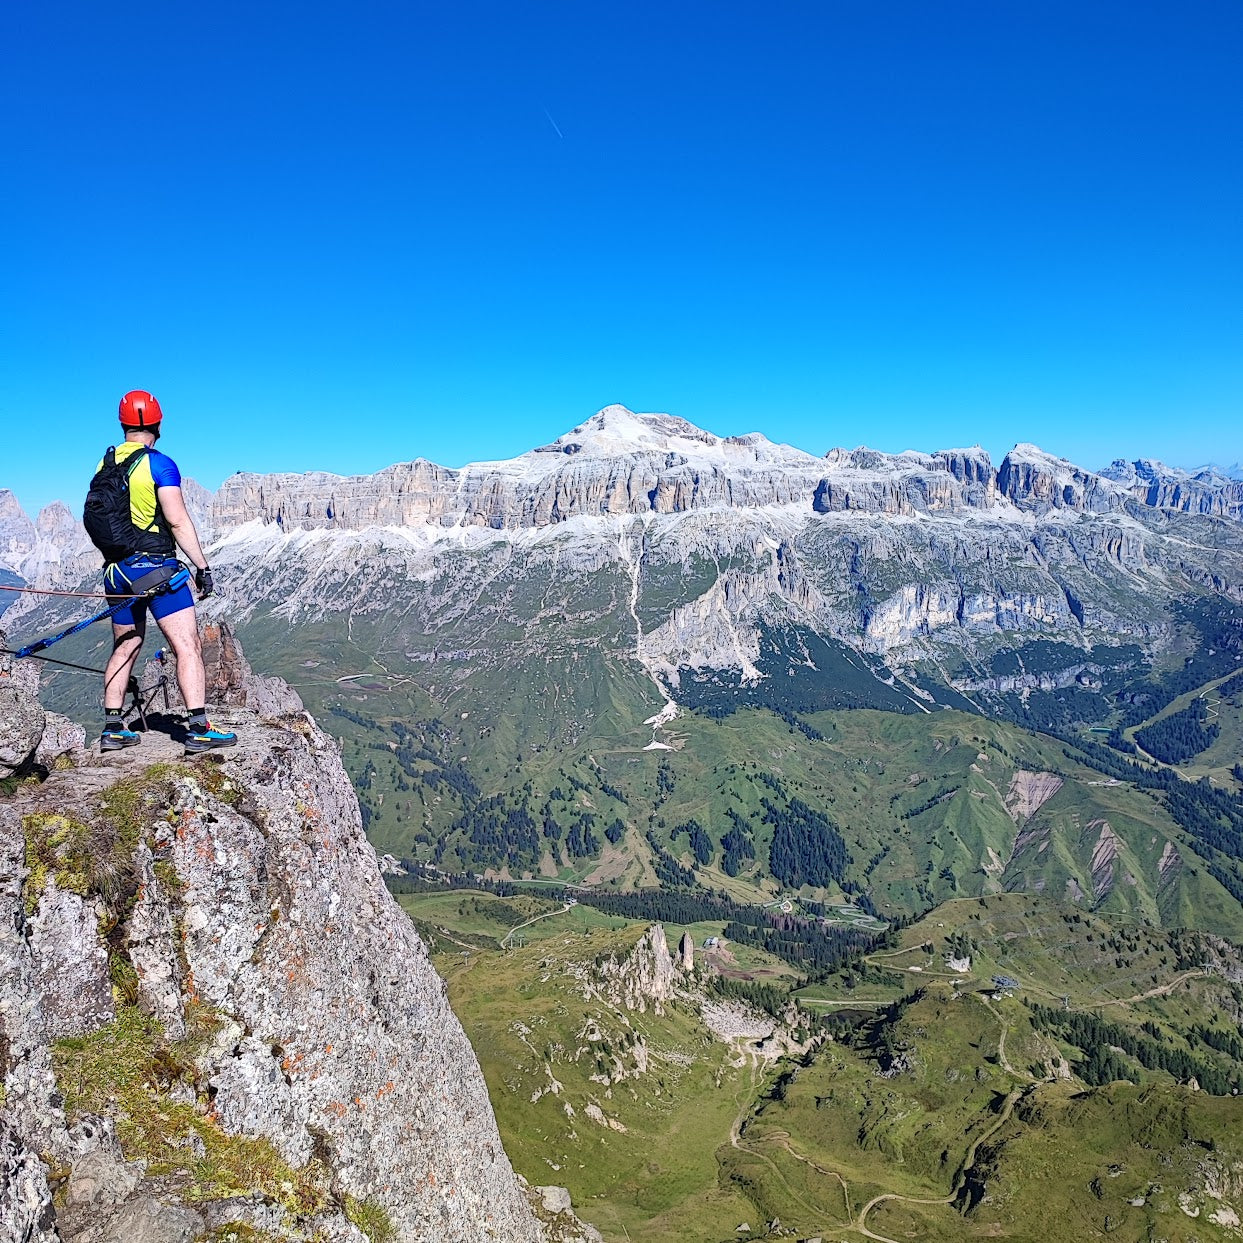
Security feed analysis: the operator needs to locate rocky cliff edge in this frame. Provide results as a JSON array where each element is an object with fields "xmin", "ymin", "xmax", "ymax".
[{"xmin": 0, "ymin": 629, "xmax": 596, "ymax": 1243}]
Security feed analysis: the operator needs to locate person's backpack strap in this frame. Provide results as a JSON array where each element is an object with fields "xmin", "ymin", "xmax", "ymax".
[
  {"xmin": 122, "ymin": 445, "xmax": 159, "ymax": 533},
  {"xmin": 122, "ymin": 444, "xmax": 152, "ymax": 481}
]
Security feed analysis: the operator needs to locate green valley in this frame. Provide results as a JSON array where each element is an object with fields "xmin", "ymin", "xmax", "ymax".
[{"xmin": 393, "ymin": 889, "xmax": 1243, "ymax": 1242}]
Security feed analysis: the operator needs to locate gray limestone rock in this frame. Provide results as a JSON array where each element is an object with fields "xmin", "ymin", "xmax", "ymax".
[
  {"xmin": 0, "ymin": 636, "xmax": 45, "ymax": 777},
  {"xmin": 1, "ymin": 635, "xmax": 82, "ymax": 777},
  {"xmin": 0, "ymin": 808, "xmax": 66, "ymax": 1159},
  {"xmin": 1, "ymin": 661, "xmax": 551, "ymax": 1242},
  {"xmin": 125, "ymin": 847, "xmax": 186, "ymax": 1040},
  {"xmin": 0, "ymin": 633, "xmax": 40, "ymax": 698},
  {"xmin": 29, "ymin": 881, "xmax": 114, "ymax": 1039},
  {"xmin": 0, "ymin": 684, "xmax": 43, "ymax": 777},
  {"xmin": 96, "ymin": 1197, "xmax": 205, "ymax": 1243},
  {"xmin": 597, "ymin": 925, "xmax": 678, "ymax": 1015},
  {"xmin": 0, "ymin": 1118, "xmax": 58, "ymax": 1243},
  {"xmin": 157, "ymin": 717, "xmax": 541, "ymax": 1239},
  {"xmin": 34, "ymin": 711, "xmax": 86, "ymax": 769},
  {"xmin": 538, "ymin": 1186, "xmax": 573, "ymax": 1213},
  {"xmin": 66, "ymin": 1141, "xmax": 143, "ymax": 1207},
  {"xmin": 209, "ymin": 1036, "xmax": 313, "ymax": 1168}
]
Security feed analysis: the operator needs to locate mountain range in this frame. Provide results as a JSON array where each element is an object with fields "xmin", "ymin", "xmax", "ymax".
[
  {"xmin": 3, "ymin": 406, "xmax": 1243, "ymax": 923},
  {"xmin": 4, "ymin": 407, "xmax": 1242, "ymax": 680}
]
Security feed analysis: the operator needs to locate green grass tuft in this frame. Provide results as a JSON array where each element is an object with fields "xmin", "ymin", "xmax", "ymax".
[
  {"xmin": 52, "ymin": 1005, "xmax": 331, "ymax": 1215},
  {"xmin": 344, "ymin": 1195, "xmax": 396, "ymax": 1243}
]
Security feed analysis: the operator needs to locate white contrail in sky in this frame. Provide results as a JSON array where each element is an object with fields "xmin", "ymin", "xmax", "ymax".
[{"xmin": 543, "ymin": 107, "xmax": 564, "ymax": 139}]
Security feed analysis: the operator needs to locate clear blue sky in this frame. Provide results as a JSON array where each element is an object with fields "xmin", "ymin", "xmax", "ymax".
[{"xmin": 3, "ymin": 1, "xmax": 1240, "ymax": 513}]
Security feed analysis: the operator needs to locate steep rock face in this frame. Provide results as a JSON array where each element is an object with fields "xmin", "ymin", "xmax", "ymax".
[
  {"xmin": 813, "ymin": 446, "xmax": 998, "ymax": 515},
  {"xmin": 595, "ymin": 924, "xmax": 680, "ymax": 1014},
  {"xmin": 179, "ymin": 477, "xmax": 216, "ymax": 544},
  {"xmin": 997, "ymin": 445, "xmax": 1123, "ymax": 514},
  {"xmin": 0, "ymin": 640, "xmax": 560, "ymax": 1242},
  {"xmin": 0, "ymin": 489, "xmax": 37, "ymax": 571}
]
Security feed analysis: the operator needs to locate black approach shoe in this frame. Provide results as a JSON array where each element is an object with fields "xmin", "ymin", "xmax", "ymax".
[
  {"xmin": 101, "ymin": 727, "xmax": 142, "ymax": 752},
  {"xmin": 184, "ymin": 721, "xmax": 238, "ymax": 754}
]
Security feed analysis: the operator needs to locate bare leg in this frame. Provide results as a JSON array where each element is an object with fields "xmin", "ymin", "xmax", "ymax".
[
  {"xmin": 156, "ymin": 606, "xmax": 205, "ymax": 710},
  {"xmin": 103, "ymin": 618, "xmax": 147, "ymax": 711}
]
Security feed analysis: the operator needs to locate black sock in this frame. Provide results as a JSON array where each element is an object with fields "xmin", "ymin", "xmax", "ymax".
[
  {"xmin": 188, "ymin": 708, "xmax": 207, "ymax": 729},
  {"xmin": 105, "ymin": 711, "xmax": 125, "ymax": 729}
]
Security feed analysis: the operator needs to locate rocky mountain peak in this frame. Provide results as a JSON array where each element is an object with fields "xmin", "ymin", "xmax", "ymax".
[
  {"xmin": 593, "ymin": 924, "xmax": 682, "ymax": 1015},
  {"xmin": 0, "ymin": 490, "xmax": 37, "ymax": 566},
  {"xmin": 996, "ymin": 443, "xmax": 1123, "ymax": 514},
  {"xmin": 538, "ymin": 405, "xmax": 720, "ymax": 457},
  {"xmin": 530, "ymin": 406, "xmax": 823, "ymax": 472},
  {"xmin": 1100, "ymin": 455, "xmax": 1243, "ymax": 521},
  {"xmin": 33, "ymin": 501, "xmax": 80, "ymax": 541},
  {"xmin": 1197, "ymin": 461, "xmax": 1243, "ymax": 481}
]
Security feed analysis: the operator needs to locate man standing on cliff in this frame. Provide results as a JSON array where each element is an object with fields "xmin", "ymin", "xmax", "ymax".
[{"xmin": 92, "ymin": 389, "xmax": 237, "ymax": 755}]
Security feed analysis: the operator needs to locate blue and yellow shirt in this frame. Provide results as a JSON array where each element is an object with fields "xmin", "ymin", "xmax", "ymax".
[{"xmin": 96, "ymin": 442, "xmax": 182, "ymax": 552}]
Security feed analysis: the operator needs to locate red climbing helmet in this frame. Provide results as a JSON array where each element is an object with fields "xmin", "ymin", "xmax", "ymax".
[{"xmin": 118, "ymin": 390, "xmax": 163, "ymax": 429}]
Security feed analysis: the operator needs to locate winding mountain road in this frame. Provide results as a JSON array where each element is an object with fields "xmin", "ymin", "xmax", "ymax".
[
  {"xmin": 499, "ymin": 901, "xmax": 574, "ymax": 947},
  {"xmin": 725, "ymin": 993, "xmax": 1041, "ymax": 1242},
  {"xmin": 853, "ymin": 1088, "xmax": 1023, "ymax": 1243}
]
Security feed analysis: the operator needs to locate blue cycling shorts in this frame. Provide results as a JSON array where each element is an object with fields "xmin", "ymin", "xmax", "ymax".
[{"xmin": 104, "ymin": 555, "xmax": 194, "ymax": 626}]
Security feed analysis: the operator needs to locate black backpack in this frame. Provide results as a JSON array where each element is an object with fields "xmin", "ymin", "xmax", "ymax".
[{"xmin": 83, "ymin": 445, "xmax": 152, "ymax": 564}]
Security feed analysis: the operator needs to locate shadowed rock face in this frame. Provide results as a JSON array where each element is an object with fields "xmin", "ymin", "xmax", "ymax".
[{"xmin": 0, "ymin": 629, "xmax": 583, "ymax": 1242}]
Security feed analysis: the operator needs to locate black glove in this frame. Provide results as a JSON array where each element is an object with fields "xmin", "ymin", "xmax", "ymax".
[{"xmin": 195, "ymin": 566, "xmax": 214, "ymax": 599}]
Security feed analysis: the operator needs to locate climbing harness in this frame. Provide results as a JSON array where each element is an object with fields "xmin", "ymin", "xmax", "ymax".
[{"xmin": 11, "ymin": 565, "xmax": 189, "ymax": 659}]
